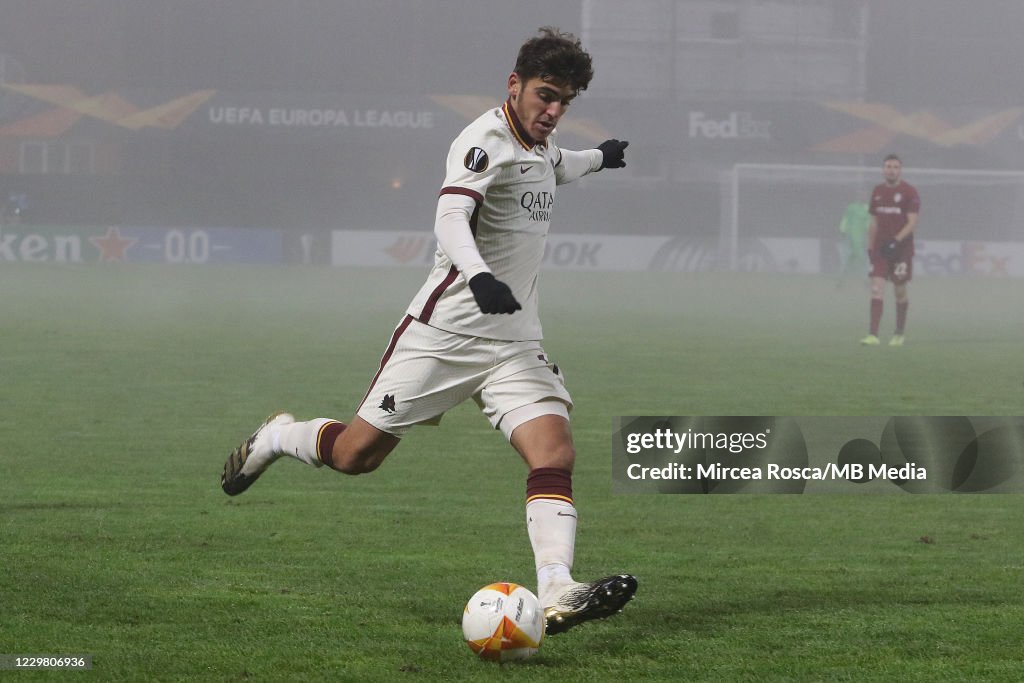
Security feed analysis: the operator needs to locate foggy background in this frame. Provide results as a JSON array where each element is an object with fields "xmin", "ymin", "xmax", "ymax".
[{"xmin": 3, "ymin": 0, "xmax": 1024, "ymax": 259}]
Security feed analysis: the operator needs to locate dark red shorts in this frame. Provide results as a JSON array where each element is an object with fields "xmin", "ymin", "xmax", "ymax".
[{"xmin": 870, "ymin": 250, "xmax": 913, "ymax": 283}]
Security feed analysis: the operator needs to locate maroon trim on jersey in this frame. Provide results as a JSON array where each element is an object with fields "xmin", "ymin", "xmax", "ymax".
[
  {"xmin": 418, "ymin": 187, "xmax": 482, "ymax": 322},
  {"xmin": 503, "ymin": 98, "xmax": 537, "ymax": 150},
  {"xmin": 439, "ymin": 186, "xmax": 482, "ymax": 236},
  {"xmin": 417, "ymin": 265, "xmax": 460, "ymax": 323},
  {"xmin": 440, "ymin": 185, "xmax": 483, "ymax": 204},
  {"xmin": 357, "ymin": 315, "xmax": 414, "ymax": 413}
]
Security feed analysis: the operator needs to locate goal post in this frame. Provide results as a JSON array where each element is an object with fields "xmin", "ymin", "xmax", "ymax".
[{"xmin": 722, "ymin": 163, "xmax": 1024, "ymax": 272}]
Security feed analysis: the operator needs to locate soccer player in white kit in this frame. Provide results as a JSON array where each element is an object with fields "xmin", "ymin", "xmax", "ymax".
[{"xmin": 222, "ymin": 27, "xmax": 636, "ymax": 635}]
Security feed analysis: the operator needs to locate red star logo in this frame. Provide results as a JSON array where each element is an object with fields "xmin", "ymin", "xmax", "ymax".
[{"xmin": 89, "ymin": 226, "xmax": 137, "ymax": 262}]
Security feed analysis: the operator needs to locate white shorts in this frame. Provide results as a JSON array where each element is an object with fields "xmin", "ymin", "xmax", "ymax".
[{"xmin": 356, "ymin": 316, "xmax": 572, "ymax": 438}]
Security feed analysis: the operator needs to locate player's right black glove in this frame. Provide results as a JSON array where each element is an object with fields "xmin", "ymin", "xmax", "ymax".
[
  {"xmin": 881, "ymin": 239, "xmax": 900, "ymax": 259},
  {"xmin": 469, "ymin": 273, "xmax": 522, "ymax": 314},
  {"xmin": 597, "ymin": 139, "xmax": 629, "ymax": 169}
]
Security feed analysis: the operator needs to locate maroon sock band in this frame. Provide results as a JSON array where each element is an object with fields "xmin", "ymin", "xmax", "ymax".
[
  {"xmin": 526, "ymin": 467, "xmax": 573, "ymax": 504},
  {"xmin": 317, "ymin": 421, "xmax": 346, "ymax": 467}
]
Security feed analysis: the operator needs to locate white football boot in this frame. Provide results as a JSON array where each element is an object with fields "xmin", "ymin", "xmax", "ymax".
[{"xmin": 221, "ymin": 412, "xmax": 295, "ymax": 496}]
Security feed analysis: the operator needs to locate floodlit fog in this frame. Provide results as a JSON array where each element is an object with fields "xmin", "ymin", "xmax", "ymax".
[{"xmin": 2, "ymin": 0, "xmax": 1024, "ymax": 275}]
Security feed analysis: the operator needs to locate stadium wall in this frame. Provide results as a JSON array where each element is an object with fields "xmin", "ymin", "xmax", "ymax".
[
  {"xmin": 329, "ymin": 230, "xmax": 1024, "ymax": 278},
  {"xmin": 3, "ymin": 223, "xmax": 1021, "ymax": 277}
]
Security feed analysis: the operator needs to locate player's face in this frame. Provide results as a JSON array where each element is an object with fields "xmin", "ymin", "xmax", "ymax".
[
  {"xmin": 508, "ymin": 74, "xmax": 576, "ymax": 142},
  {"xmin": 883, "ymin": 159, "xmax": 902, "ymax": 185}
]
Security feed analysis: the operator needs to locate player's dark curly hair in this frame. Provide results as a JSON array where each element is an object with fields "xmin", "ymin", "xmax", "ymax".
[{"xmin": 514, "ymin": 27, "xmax": 594, "ymax": 93}]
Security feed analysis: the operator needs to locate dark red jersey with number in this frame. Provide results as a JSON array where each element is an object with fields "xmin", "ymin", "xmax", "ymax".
[{"xmin": 870, "ymin": 180, "xmax": 920, "ymax": 246}]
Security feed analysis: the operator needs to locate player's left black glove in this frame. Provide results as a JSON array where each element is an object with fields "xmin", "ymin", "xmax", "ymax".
[
  {"xmin": 881, "ymin": 239, "xmax": 900, "ymax": 259},
  {"xmin": 597, "ymin": 139, "xmax": 629, "ymax": 170},
  {"xmin": 468, "ymin": 272, "xmax": 521, "ymax": 315}
]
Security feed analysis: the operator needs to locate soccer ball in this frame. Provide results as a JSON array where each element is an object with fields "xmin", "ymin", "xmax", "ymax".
[{"xmin": 462, "ymin": 582, "xmax": 544, "ymax": 661}]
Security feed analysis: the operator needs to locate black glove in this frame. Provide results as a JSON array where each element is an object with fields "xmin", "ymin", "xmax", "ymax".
[
  {"xmin": 468, "ymin": 273, "xmax": 521, "ymax": 314},
  {"xmin": 597, "ymin": 139, "xmax": 629, "ymax": 170},
  {"xmin": 881, "ymin": 240, "xmax": 900, "ymax": 259}
]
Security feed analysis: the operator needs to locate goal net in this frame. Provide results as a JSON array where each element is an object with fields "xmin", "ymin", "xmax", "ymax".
[{"xmin": 721, "ymin": 163, "xmax": 1024, "ymax": 273}]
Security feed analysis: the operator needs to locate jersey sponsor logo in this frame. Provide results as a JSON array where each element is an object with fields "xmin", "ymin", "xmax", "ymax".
[
  {"xmin": 875, "ymin": 206, "xmax": 903, "ymax": 215},
  {"xmin": 463, "ymin": 147, "xmax": 489, "ymax": 173},
  {"xmin": 520, "ymin": 190, "xmax": 554, "ymax": 222}
]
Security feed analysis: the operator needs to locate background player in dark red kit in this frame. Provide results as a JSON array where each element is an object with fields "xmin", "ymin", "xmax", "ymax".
[{"xmin": 861, "ymin": 154, "xmax": 920, "ymax": 347}]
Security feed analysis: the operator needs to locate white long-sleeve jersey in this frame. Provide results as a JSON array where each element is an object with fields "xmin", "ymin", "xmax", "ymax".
[{"xmin": 406, "ymin": 99, "xmax": 603, "ymax": 341}]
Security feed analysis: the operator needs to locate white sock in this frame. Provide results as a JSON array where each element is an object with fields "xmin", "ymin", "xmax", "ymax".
[
  {"xmin": 526, "ymin": 498, "xmax": 577, "ymax": 606},
  {"xmin": 271, "ymin": 418, "xmax": 334, "ymax": 467}
]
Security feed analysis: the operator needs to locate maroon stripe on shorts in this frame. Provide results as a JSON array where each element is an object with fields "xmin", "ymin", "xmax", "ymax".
[{"xmin": 357, "ymin": 314, "xmax": 414, "ymax": 412}]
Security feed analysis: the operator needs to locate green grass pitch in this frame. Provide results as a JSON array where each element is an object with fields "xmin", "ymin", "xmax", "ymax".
[{"xmin": 3, "ymin": 263, "xmax": 1023, "ymax": 681}]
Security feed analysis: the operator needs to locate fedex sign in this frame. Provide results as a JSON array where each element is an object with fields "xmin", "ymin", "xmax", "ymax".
[
  {"xmin": 688, "ymin": 111, "xmax": 771, "ymax": 140},
  {"xmin": 914, "ymin": 240, "xmax": 1021, "ymax": 277}
]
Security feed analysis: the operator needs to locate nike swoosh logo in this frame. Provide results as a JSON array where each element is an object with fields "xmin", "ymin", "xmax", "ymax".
[
  {"xmin": 519, "ymin": 165, "xmax": 530, "ymax": 174},
  {"xmin": 556, "ymin": 511, "xmax": 578, "ymax": 518}
]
